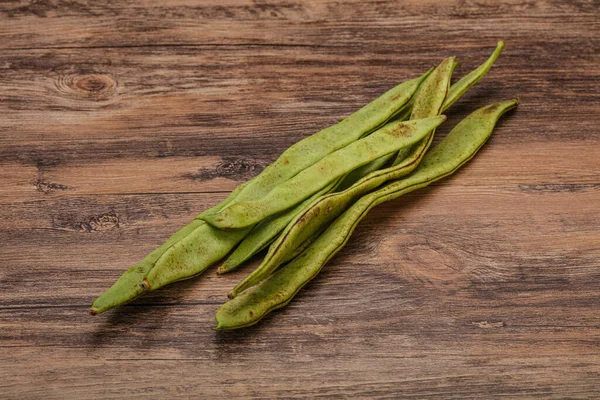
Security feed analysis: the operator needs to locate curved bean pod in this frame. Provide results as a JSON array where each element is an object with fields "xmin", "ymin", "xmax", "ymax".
[
  {"xmin": 204, "ymin": 116, "xmax": 447, "ymax": 230},
  {"xmin": 443, "ymin": 41, "xmax": 504, "ymax": 111},
  {"xmin": 214, "ymin": 99, "xmax": 518, "ymax": 329},
  {"xmin": 90, "ymin": 219, "xmax": 204, "ymax": 315},
  {"xmin": 227, "ymin": 57, "xmax": 455, "ymax": 298},
  {"xmin": 90, "ymin": 179, "xmax": 254, "ymax": 315},
  {"xmin": 201, "ymin": 71, "xmax": 431, "ymax": 215}
]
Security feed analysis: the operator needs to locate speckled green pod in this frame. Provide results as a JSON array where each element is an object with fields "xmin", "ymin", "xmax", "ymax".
[
  {"xmin": 204, "ymin": 115, "xmax": 446, "ymax": 230},
  {"xmin": 201, "ymin": 71, "xmax": 431, "ymax": 216},
  {"xmin": 90, "ymin": 219, "xmax": 205, "ymax": 315},
  {"xmin": 89, "ymin": 178, "xmax": 257, "ymax": 315},
  {"xmin": 214, "ymin": 99, "xmax": 518, "ymax": 330}
]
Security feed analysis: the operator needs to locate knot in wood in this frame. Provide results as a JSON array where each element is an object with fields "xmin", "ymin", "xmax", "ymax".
[
  {"xmin": 216, "ymin": 158, "xmax": 261, "ymax": 179},
  {"xmin": 84, "ymin": 213, "xmax": 120, "ymax": 232},
  {"xmin": 55, "ymin": 73, "xmax": 118, "ymax": 101}
]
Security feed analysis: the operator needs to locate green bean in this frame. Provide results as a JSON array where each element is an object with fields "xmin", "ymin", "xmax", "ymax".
[
  {"xmin": 140, "ymin": 222, "xmax": 251, "ymax": 291},
  {"xmin": 90, "ymin": 179, "xmax": 253, "ymax": 315},
  {"xmin": 90, "ymin": 72, "xmax": 429, "ymax": 313},
  {"xmin": 201, "ymin": 71, "xmax": 431, "ymax": 215},
  {"xmin": 214, "ymin": 99, "xmax": 518, "ymax": 329},
  {"xmin": 204, "ymin": 115, "xmax": 446, "ymax": 230},
  {"xmin": 92, "ymin": 44, "xmax": 501, "ymax": 314},
  {"xmin": 90, "ymin": 219, "xmax": 204, "ymax": 315},
  {"xmin": 227, "ymin": 57, "xmax": 455, "ymax": 298},
  {"xmin": 443, "ymin": 41, "xmax": 504, "ymax": 111}
]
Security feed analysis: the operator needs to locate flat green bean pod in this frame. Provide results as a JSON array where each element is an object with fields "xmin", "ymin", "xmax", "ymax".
[
  {"xmin": 214, "ymin": 99, "xmax": 518, "ymax": 329},
  {"xmin": 90, "ymin": 219, "xmax": 204, "ymax": 315},
  {"xmin": 90, "ymin": 179, "xmax": 254, "ymax": 315},
  {"xmin": 92, "ymin": 43, "xmax": 502, "ymax": 315},
  {"xmin": 443, "ymin": 41, "xmax": 504, "ymax": 111},
  {"xmin": 227, "ymin": 57, "xmax": 455, "ymax": 298},
  {"xmin": 204, "ymin": 116, "xmax": 446, "ymax": 230},
  {"xmin": 201, "ymin": 71, "xmax": 431, "ymax": 214}
]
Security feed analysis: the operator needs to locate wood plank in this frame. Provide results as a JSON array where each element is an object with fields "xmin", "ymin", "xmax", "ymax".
[
  {"xmin": 0, "ymin": 44, "xmax": 597, "ymax": 146},
  {"xmin": 1, "ymin": 184, "xmax": 599, "ymax": 307},
  {"xmin": 1, "ymin": 0, "xmax": 598, "ymax": 50},
  {"xmin": 2, "ymin": 141, "xmax": 599, "ymax": 203}
]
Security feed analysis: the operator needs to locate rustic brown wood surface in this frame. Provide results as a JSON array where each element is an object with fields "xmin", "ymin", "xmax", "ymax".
[{"xmin": 1, "ymin": 0, "xmax": 599, "ymax": 398}]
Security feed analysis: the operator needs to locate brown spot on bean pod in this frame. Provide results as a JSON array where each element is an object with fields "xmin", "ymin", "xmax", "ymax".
[
  {"xmin": 389, "ymin": 123, "xmax": 411, "ymax": 137},
  {"xmin": 390, "ymin": 92, "xmax": 404, "ymax": 101},
  {"xmin": 483, "ymin": 104, "xmax": 501, "ymax": 114}
]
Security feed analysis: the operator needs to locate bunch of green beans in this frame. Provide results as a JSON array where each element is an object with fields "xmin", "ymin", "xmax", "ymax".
[{"xmin": 91, "ymin": 42, "xmax": 518, "ymax": 331}]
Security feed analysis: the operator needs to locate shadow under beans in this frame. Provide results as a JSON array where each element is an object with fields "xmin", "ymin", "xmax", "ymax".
[
  {"xmin": 213, "ymin": 311, "xmax": 281, "ymax": 351},
  {"xmin": 87, "ymin": 271, "xmax": 216, "ymax": 349}
]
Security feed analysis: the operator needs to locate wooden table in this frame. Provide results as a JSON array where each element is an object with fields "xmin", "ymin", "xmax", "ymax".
[{"xmin": 1, "ymin": 1, "xmax": 599, "ymax": 398}]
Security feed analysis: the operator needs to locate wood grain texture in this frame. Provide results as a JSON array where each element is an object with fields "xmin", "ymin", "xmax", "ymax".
[{"xmin": 1, "ymin": 0, "xmax": 599, "ymax": 398}]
